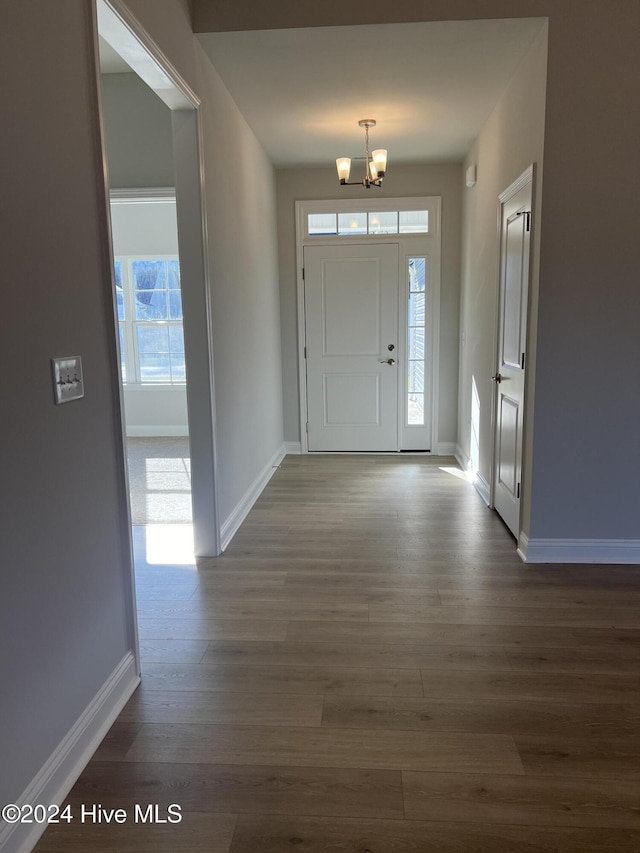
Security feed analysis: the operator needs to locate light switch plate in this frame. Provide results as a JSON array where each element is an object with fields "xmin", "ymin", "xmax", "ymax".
[{"xmin": 52, "ymin": 356, "xmax": 84, "ymax": 404}]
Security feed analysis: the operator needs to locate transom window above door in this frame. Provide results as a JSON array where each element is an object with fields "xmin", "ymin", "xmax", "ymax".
[
  {"xmin": 307, "ymin": 208, "xmax": 429, "ymax": 237},
  {"xmin": 299, "ymin": 198, "xmax": 439, "ymax": 240}
]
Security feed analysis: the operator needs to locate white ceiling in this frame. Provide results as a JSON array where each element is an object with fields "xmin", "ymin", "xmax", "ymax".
[{"xmin": 198, "ymin": 18, "xmax": 545, "ymax": 167}]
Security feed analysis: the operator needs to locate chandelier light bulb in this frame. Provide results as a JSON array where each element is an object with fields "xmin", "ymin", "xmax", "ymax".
[
  {"xmin": 336, "ymin": 120, "xmax": 388, "ymax": 188},
  {"xmin": 372, "ymin": 149, "xmax": 387, "ymax": 177},
  {"xmin": 336, "ymin": 157, "xmax": 351, "ymax": 184}
]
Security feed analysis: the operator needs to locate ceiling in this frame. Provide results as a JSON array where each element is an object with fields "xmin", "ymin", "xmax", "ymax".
[{"xmin": 197, "ymin": 19, "xmax": 545, "ymax": 167}]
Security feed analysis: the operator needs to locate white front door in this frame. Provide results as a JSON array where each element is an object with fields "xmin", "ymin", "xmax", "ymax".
[
  {"xmin": 304, "ymin": 243, "xmax": 399, "ymax": 451},
  {"xmin": 493, "ymin": 171, "xmax": 532, "ymax": 536}
]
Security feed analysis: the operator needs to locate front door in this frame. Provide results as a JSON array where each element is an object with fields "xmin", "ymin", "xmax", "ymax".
[
  {"xmin": 493, "ymin": 170, "xmax": 532, "ymax": 537},
  {"xmin": 304, "ymin": 243, "xmax": 399, "ymax": 451}
]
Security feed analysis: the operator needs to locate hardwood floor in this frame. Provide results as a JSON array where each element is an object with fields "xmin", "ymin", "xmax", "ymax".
[{"xmin": 35, "ymin": 455, "xmax": 640, "ymax": 851}]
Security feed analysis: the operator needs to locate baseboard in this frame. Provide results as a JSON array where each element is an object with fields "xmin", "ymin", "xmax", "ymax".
[
  {"xmin": 220, "ymin": 443, "xmax": 287, "ymax": 551},
  {"xmin": 284, "ymin": 441, "xmax": 302, "ymax": 454},
  {"xmin": 455, "ymin": 443, "xmax": 470, "ymax": 472},
  {"xmin": 126, "ymin": 425, "xmax": 189, "ymax": 437},
  {"xmin": 519, "ymin": 534, "xmax": 640, "ymax": 564},
  {"xmin": 473, "ymin": 472, "xmax": 491, "ymax": 507},
  {"xmin": 434, "ymin": 442, "xmax": 457, "ymax": 457},
  {"xmin": 516, "ymin": 532, "xmax": 530, "ymax": 562},
  {"xmin": 453, "ymin": 445, "xmax": 491, "ymax": 506},
  {"xmin": 2, "ymin": 652, "xmax": 139, "ymax": 853}
]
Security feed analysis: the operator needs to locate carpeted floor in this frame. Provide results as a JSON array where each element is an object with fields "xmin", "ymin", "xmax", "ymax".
[{"xmin": 125, "ymin": 436, "xmax": 192, "ymax": 525}]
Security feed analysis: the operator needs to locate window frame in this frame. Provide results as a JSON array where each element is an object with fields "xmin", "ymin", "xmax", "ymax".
[
  {"xmin": 405, "ymin": 255, "xmax": 429, "ymax": 433},
  {"xmin": 115, "ymin": 253, "xmax": 185, "ymax": 387},
  {"xmin": 304, "ymin": 197, "xmax": 437, "ymax": 241}
]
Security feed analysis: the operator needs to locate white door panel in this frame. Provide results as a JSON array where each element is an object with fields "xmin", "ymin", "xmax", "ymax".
[
  {"xmin": 493, "ymin": 174, "xmax": 532, "ymax": 537},
  {"xmin": 305, "ymin": 243, "xmax": 399, "ymax": 451},
  {"xmin": 497, "ymin": 394, "xmax": 519, "ymax": 495},
  {"xmin": 322, "ymin": 261, "xmax": 381, "ymax": 355},
  {"xmin": 502, "ymin": 215, "xmax": 526, "ymax": 367},
  {"xmin": 324, "ymin": 373, "xmax": 380, "ymax": 425}
]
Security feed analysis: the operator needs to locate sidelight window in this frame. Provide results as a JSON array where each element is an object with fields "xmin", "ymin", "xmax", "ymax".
[{"xmin": 407, "ymin": 257, "xmax": 427, "ymax": 426}]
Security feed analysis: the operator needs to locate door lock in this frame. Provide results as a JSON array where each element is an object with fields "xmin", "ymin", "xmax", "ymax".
[{"xmin": 388, "ymin": 344, "xmax": 395, "ymax": 351}]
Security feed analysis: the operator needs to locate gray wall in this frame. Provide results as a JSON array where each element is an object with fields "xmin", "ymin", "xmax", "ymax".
[
  {"xmin": 195, "ymin": 44, "xmax": 284, "ymax": 521},
  {"xmin": 276, "ymin": 164, "xmax": 462, "ymax": 446},
  {"xmin": 458, "ymin": 25, "xmax": 547, "ymax": 536},
  {"xmin": 101, "ymin": 73, "xmax": 175, "ymax": 188},
  {"xmin": 195, "ymin": 0, "xmax": 640, "ymax": 545},
  {"xmin": 0, "ymin": 0, "xmax": 133, "ymax": 808},
  {"xmin": 527, "ymin": 6, "xmax": 640, "ymax": 540}
]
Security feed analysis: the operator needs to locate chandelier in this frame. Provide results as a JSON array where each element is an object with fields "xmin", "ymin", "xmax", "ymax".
[{"xmin": 336, "ymin": 119, "xmax": 388, "ymax": 189}]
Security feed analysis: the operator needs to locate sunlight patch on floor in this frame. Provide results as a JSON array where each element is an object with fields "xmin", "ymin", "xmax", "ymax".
[
  {"xmin": 144, "ymin": 524, "xmax": 195, "ymax": 565},
  {"xmin": 439, "ymin": 465, "xmax": 475, "ymax": 483}
]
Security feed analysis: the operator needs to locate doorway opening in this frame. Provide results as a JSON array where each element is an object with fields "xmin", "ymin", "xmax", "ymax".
[
  {"xmin": 94, "ymin": 0, "xmax": 222, "ymax": 670},
  {"xmin": 96, "ymin": 0, "xmax": 220, "ymax": 561}
]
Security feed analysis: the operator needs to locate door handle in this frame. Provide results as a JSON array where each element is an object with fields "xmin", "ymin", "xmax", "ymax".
[
  {"xmin": 380, "ymin": 358, "xmax": 396, "ymax": 365},
  {"xmin": 491, "ymin": 373, "xmax": 503, "ymax": 383}
]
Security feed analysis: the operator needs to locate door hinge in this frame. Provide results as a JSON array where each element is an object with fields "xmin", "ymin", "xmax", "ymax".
[
  {"xmin": 521, "ymin": 351, "xmax": 525, "ymax": 370},
  {"xmin": 516, "ymin": 482, "xmax": 521, "ymax": 499},
  {"xmin": 304, "ymin": 346, "xmax": 307, "ymax": 359},
  {"xmin": 305, "ymin": 422, "xmax": 309, "ymax": 433},
  {"xmin": 516, "ymin": 210, "xmax": 531, "ymax": 232},
  {"xmin": 302, "ymin": 267, "xmax": 305, "ymax": 280}
]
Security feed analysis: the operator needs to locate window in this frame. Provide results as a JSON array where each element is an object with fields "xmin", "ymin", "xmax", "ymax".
[
  {"xmin": 307, "ymin": 208, "xmax": 429, "ymax": 237},
  {"xmin": 368, "ymin": 211, "xmax": 398, "ymax": 235},
  {"xmin": 338, "ymin": 212, "xmax": 367, "ymax": 236},
  {"xmin": 115, "ymin": 256, "xmax": 185, "ymax": 385},
  {"xmin": 308, "ymin": 213, "xmax": 337, "ymax": 236},
  {"xmin": 407, "ymin": 257, "xmax": 427, "ymax": 425}
]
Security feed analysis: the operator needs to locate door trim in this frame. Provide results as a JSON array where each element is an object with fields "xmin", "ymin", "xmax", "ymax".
[
  {"xmin": 489, "ymin": 164, "xmax": 535, "ymax": 526},
  {"xmin": 295, "ymin": 197, "xmax": 441, "ymax": 453}
]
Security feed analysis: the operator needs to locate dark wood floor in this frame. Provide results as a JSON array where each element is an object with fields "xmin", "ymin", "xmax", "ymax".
[{"xmin": 36, "ymin": 455, "xmax": 640, "ymax": 851}]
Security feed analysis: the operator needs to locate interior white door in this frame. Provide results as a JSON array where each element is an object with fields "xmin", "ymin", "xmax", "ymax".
[
  {"xmin": 493, "ymin": 176, "xmax": 532, "ymax": 536},
  {"xmin": 305, "ymin": 243, "xmax": 399, "ymax": 451}
]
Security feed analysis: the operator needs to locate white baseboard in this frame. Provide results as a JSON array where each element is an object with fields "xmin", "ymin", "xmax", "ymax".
[
  {"xmin": 434, "ymin": 442, "xmax": 457, "ymax": 456},
  {"xmin": 220, "ymin": 443, "xmax": 287, "ymax": 551},
  {"xmin": 126, "ymin": 425, "xmax": 189, "ymax": 437},
  {"xmin": 454, "ymin": 444, "xmax": 491, "ymax": 506},
  {"xmin": 284, "ymin": 441, "xmax": 302, "ymax": 454},
  {"xmin": 519, "ymin": 533, "xmax": 640, "ymax": 564},
  {"xmin": 473, "ymin": 472, "xmax": 491, "ymax": 507},
  {"xmin": 455, "ymin": 443, "xmax": 472, "ymax": 473},
  {"xmin": 2, "ymin": 652, "xmax": 139, "ymax": 853},
  {"xmin": 516, "ymin": 532, "xmax": 530, "ymax": 562}
]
